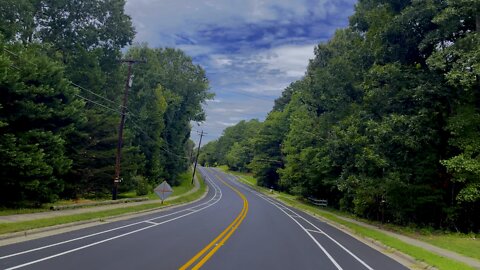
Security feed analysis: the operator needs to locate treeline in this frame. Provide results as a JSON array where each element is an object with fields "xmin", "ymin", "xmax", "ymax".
[
  {"xmin": 0, "ymin": 0, "xmax": 211, "ymax": 206},
  {"xmin": 199, "ymin": 0, "xmax": 480, "ymax": 232}
]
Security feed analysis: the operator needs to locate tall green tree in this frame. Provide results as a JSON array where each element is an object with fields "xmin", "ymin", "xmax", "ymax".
[
  {"xmin": 249, "ymin": 112, "xmax": 289, "ymax": 189},
  {"xmin": 208, "ymin": 0, "xmax": 480, "ymax": 230},
  {"xmin": 0, "ymin": 43, "xmax": 83, "ymax": 205},
  {"xmin": 125, "ymin": 45, "xmax": 212, "ymax": 185}
]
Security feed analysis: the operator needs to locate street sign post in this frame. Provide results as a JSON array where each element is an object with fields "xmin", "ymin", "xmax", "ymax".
[{"xmin": 154, "ymin": 181, "xmax": 173, "ymax": 203}]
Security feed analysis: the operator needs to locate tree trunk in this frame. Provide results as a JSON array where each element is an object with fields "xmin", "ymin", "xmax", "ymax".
[{"xmin": 477, "ymin": 14, "xmax": 480, "ymax": 32}]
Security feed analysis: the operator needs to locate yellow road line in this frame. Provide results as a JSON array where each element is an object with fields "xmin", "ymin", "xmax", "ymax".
[
  {"xmin": 192, "ymin": 201, "xmax": 248, "ymax": 270},
  {"xmin": 179, "ymin": 170, "xmax": 248, "ymax": 270}
]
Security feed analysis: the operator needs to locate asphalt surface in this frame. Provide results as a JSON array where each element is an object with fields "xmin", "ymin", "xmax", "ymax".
[{"xmin": 0, "ymin": 167, "xmax": 408, "ymax": 270}]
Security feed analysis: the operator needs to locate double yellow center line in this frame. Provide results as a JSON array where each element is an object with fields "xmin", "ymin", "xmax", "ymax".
[{"xmin": 179, "ymin": 171, "xmax": 248, "ymax": 270}]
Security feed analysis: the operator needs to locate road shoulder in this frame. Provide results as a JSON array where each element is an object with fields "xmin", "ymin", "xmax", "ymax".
[
  {"xmin": 0, "ymin": 175, "xmax": 208, "ymax": 246},
  {"xmin": 229, "ymin": 172, "xmax": 479, "ymax": 270}
]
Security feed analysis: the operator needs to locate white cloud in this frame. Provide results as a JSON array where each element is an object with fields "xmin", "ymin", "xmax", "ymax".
[
  {"xmin": 217, "ymin": 121, "xmax": 237, "ymax": 127},
  {"xmin": 126, "ymin": 0, "xmax": 356, "ymax": 143},
  {"xmin": 211, "ymin": 108, "xmax": 228, "ymax": 113},
  {"xmin": 211, "ymin": 107, "xmax": 248, "ymax": 113},
  {"xmin": 177, "ymin": 44, "xmax": 215, "ymax": 58},
  {"xmin": 258, "ymin": 44, "xmax": 315, "ymax": 78},
  {"xmin": 125, "ymin": 0, "xmax": 339, "ymax": 46},
  {"xmin": 206, "ymin": 99, "xmax": 222, "ymax": 103},
  {"xmin": 210, "ymin": 55, "xmax": 233, "ymax": 67},
  {"xmin": 234, "ymin": 108, "xmax": 247, "ymax": 113},
  {"xmin": 229, "ymin": 116, "xmax": 249, "ymax": 121}
]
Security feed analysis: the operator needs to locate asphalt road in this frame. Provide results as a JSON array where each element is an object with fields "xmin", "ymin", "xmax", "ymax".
[{"xmin": 0, "ymin": 167, "xmax": 408, "ymax": 269}]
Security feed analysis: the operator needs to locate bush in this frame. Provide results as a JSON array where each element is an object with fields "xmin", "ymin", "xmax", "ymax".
[{"xmin": 134, "ymin": 175, "xmax": 151, "ymax": 196}]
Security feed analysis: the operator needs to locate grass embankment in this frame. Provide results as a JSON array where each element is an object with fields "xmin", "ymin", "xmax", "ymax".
[
  {"xmin": 412, "ymin": 232, "xmax": 480, "ymax": 262},
  {"xmin": 0, "ymin": 172, "xmax": 206, "ymax": 235},
  {"xmin": 0, "ymin": 198, "xmax": 112, "ymax": 216},
  {"xmin": 118, "ymin": 171, "xmax": 196, "ymax": 201},
  {"xmin": 217, "ymin": 166, "xmax": 478, "ymax": 270},
  {"xmin": 0, "ymin": 172, "xmax": 196, "ymax": 216}
]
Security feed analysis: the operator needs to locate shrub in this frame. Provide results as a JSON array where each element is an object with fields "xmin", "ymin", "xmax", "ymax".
[{"xmin": 134, "ymin": 175, "xmax": 151, "ymax": 196}]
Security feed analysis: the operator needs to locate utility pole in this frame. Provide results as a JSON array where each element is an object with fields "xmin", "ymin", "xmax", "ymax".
[
  {"xmin": 112, "ymin": 59, "xmax": 145, "ymax": 200},
  {"xmin": 191, "ymin": 130, "xmax": 204, "ymax": 185}
]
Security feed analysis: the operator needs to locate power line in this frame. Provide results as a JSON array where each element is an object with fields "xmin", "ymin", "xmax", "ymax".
[
  {"xmin": 254, "ymin": 158, "xmax": 283, "ymax": 164},
  {"xmin": 74, "ymin": 93, "xmax": 122, "ymax": 114},
  {"xmin": 8, "ymin": 64, "xmax": 21, "ymax": 71},
  {"xmin": 3, "ymin": 48, "xmax": 27, "ymax": 60},
  {"xmin": 126, "ymin": 119, "xmax": 190, "ymax": 160},
  {"xmin": 128, "ymin": 113, "xmax": 194, "ymax": 152},
  {"xmin": 70, "ymin": 82, "xmax": 123, "ymax": 109},
  {"xmin": 72, "ymin": 84, "xmax": 139, "ymax": 119},
  {"xmin": 225, "ymin": 90, "xmax": 278, "ymax": 101},
  {"xmin": 3, "ymin": 47, "xmax": 192, "ymax": 167},
  {"xmin": 3, "ymin": 47, "xmax": 129, "ymax": 116}
]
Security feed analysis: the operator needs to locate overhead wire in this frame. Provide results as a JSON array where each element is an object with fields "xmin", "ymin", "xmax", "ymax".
[
  {"xmin": 126, "ymin": 118, "xmax": 191, "ymax": 160},
  {"xmin": 225, "ymin": 90, "xmax": 278, "ymax": 101},
  {"xmin": 70, "ymin": 82, "xmax": 124, "ymax": 109},
  {"xmin": 4, "ymin": 48, "xmax": 142, "ymax": 121},
  {"xmin": 3, "ymin": 47, "xmax": 191, "ymax": 161},
  {"xmin": 74, "ymin": 93, "xmax": 122, "ymax": 114},
  {"xmin": 254, "ymin": 158, "xmax": 283, "ymax": 164}
]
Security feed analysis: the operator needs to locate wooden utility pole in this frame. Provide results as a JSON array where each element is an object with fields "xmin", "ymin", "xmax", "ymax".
[
  {"xmin": 112, "ymin": 59, "xmax": 145, "ymax": 200},
  {"xmin": 191, "ymin": 130, "xmax": 204, "ymax": 185}
]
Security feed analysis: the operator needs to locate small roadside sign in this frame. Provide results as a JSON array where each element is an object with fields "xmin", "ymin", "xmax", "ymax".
[{"xmin": 154, "ymin": 181, "xmax": 173, "ymax": 202}]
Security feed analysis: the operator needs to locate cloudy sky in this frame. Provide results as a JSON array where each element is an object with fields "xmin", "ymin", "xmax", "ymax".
[{"xmin": 124, "ymin": 0, "xmax": 357, "ymax": 144}]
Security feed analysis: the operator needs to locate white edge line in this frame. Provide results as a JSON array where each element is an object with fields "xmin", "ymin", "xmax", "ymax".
[
  {"xmin": 6, "ymin": 202, "xmax": 215, "ymax": 270},
  {"xmin": 1, "ymin": 169, "xmax": 222, "ymax": 265},
  {"xmin": 259, "ymin": 196, "xmax": 343, "ymax": 270},
  {"xmin": 144, "ymin": 221, "xmax": 159, "ymax": 225},
  {"xmin": 264, "ymin": 197, "xmax": 374, "ymax": 270},
  {"xmin": 208, "ymin": 169, "xmax": 373, "ymax": 270},
  {"xmin": 233, "ymin": 177, "xmax": 374, "ymax": 270},
  {"xmin": 219, "ymin": 170, "xmax": 373, "ymax": 270},
  {"xmin": 1, "ymin": 177, "xmax": 220, "ymax": 260}
]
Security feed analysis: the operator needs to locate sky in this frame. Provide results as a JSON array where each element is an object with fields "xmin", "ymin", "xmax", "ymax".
[{"xmin": 124, "ymin": 0, "xmax": 357, "ymax": 144}]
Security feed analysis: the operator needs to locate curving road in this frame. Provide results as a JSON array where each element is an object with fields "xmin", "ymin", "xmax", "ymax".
[{"xmin": 0, "ymin": 167, "xmax": 408, "ymax": 269}]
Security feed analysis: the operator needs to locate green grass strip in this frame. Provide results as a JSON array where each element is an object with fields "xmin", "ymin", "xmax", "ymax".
[
  {"xmin": 278, "ymin": 199, "xmax": 475, "ymax": 270},
  {"xmin": 418, "ymin": 234, "xmax": 480, "ymax": 261},
  {"xmin": 0, "ymin": 173, "xmax": 206, "ymax": 235}
]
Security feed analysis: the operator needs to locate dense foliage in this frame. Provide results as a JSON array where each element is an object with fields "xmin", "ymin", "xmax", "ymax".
[
  {"xmin": 0, "ymin": 0, "xmax": 211, "ymax": 206},
  {"xmin": 200, "ymin": 0, "xmax": 480, "ymax": 232}
]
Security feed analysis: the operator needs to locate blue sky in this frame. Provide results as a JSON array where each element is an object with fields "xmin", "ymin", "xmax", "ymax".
[{"xmin": 124, "ymin": 0, "xmax": 357, "ymax": 144}]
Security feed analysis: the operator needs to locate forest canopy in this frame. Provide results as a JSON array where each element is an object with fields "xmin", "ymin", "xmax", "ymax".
[
  {"xmin": 0, "ymin": 0, "xmax": 212, "ymax": 206},
  {"xmin": 199, "ymin": 0, "xmax": 480, "ymax": 232}
]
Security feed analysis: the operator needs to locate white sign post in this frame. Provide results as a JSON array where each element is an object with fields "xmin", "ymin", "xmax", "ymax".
[{"xmin": 154, "ymin": 181, "xmax": 173, "ymax": 203}]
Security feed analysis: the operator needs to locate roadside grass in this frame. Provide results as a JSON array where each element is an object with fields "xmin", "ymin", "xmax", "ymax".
[
  {"xmin": 218, "ymin": 167, "xmax": 476, "ymax": 270},
  {"xmin": 0, "ymin": 198, "xmax": 104, "ymax": 216},
  {"xmin": 417, "ymin": 233, "xmax": 480, "ymax": 262},
  {"xmin": 119, "ymin": 171, "xmax": 194, "ymax": 200},
  {"xmin": 0, "ymin": 172, "xmax": 206, "ymax": 235},
  {"xmin": 167, "ymin": 171, "xmax": 196, "ymax": 197},
  {"xmin": 0, "ymin": 207, "xmax": 52, "ymax": 216},
  {"xmin": 217, "ymin": 165, "xmax": 257, "ymax": 185},
  {"xmin": 0, "ymin": 172, "xmax": 195, "ymax": 216},
  {"xmin": 117, "ymin": 191, "xmax": 157, "ymax": 200}
]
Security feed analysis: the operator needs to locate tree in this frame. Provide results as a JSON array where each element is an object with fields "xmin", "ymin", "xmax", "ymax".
[
  {"xmin": 250, "ymin": 112, "xmax": 288, "ymax": 189},
  {"xmin": 125, "ymin": 45, "xmax": 212, "ymax": 185},
  {"xmin": 0, "ymin": 43, "xmax": 84, "ymax": 205},
  {"xmin": 426, "ymin": 0, "xmax": 480, "ymax": 230}
]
